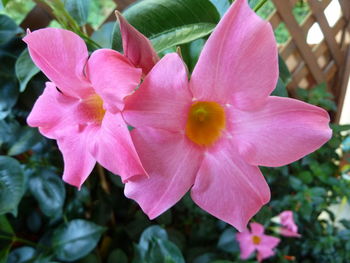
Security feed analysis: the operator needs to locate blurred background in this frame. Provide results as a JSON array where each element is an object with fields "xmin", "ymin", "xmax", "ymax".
[{"xmin": 0, "ymin": 0, "xmax": 349, "ymax": 262}]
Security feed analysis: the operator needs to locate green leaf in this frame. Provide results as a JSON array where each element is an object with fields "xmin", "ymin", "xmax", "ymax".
[
  {"xmin": 15, "ymin": 48, "xmax": 40, "ymax": 92},
  {"xmin": 0, "ymin": 14, "xmax": 22, "ymax": 45},
  {"xmin": 150, "ymin": 23, "xmax": 215, "ymax": 53},
  {"xmin": 0, "ymin": 215, "xmax": 14, "ymax": 234},
  {"xmin": 7, "ymin": 247, "xmax": 36, "ymax": 263},
  {"xmin": 7, "ymin": 127, "xmax": 42, "ymax": 156},
  {"xmin": 278, "ymin": 55, "xmax": 291, "ymax": 84},
  {"xmin": 271, "ymin": 78, "xmax": 288, "ymax": 97},
  {"xmin": 0, "ymin": 243, "xmax": 11, "ymax": 263},
  {"xmin": 52, "ymin": 219, "xmax": 105, "ymax": 261},
  {"xmin": 139, "ymin": 225, "xmax": 168, "ymax": 251},
  {"xmin": 63, "ymin": 0, "xmax": 91, "ymax": 26},
  {"xmin": 91, "ymin": 22, "xmax": 114, "ymax": 49},
  {"xmin": 181, "ymin": 38, "xmax": 205, "ymax": 73},
  {"xmin": 29, "ymin": 168, "xmax": 66, "ymax": 217},
  {"xmin": 0, "ymin": 156, "xmax": 25, "ymax": 215},
  {"xmin": 217, "ymin": 228, "xmax": 239, "ymax": 253},
  {"xmin": 155, "ymin": 239, "xmax": 185, "ymax": 263},
  {"xmin": 112, "ymin": 0, "xmax": 220, "ymax": 52}
]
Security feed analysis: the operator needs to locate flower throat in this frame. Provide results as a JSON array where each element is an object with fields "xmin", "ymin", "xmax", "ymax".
[{"xmin": 185, "ymin": 101, "xmax": 226, "ymax": 146}]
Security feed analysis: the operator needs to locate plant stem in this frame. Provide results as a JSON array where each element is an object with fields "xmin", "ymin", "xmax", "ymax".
[
  {"xmin": 254, "ymin": 0, "xmax": 268, "ymax": 12},
  {"xmin": 0, "ymin": 234, "xmax": 47, "ymax": 249}
]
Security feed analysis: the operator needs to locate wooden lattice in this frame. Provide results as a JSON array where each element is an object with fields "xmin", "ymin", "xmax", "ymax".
[{"xmin": 18, "ymin": 0, "xmax": 350, "ymax": 121}]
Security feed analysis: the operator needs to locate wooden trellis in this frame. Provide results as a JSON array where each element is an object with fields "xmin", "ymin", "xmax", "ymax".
[{"xmin": 18, "ymin": 0, "xmax": 350, "ymax": 121}]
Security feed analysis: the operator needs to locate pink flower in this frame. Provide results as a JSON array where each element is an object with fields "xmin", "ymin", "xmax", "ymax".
[
  {"xmin": 122, "ymin": 0, "xmax": 332, "ymax": 230},
  {"xmin": 279, "ymin": 211, "xmax": 301, "ymax": 237},
  {"xmin": 236, "ymin": 222, "xmax": 280, "ymax": 262},
  {"xmin": 25, "ymin": 24, "xmax": 155, "ymax": 188}
]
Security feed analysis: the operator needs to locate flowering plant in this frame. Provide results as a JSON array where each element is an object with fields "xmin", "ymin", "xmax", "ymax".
[{"xmin": 0, "ymin": 0, "xmax": 348, "ymax": 262}]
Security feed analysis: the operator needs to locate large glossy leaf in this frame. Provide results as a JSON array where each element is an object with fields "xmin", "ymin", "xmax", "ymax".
[
  {"xmin": 7, "ymin": 247, "xmax": 36, "ymax": 263},
  {"xmin": 0, "ymin": 156, "xmax": 25, "ymax": 215},
  {"xmin": 15, "ymin": 48, "xmax": 40, "ymax": 92},
  {"xmin": 0, "ymin": 14, "xmax": 22, "ymax": 45},
  {"xmin": 29, "ymin": 168, "xmax": 66, "ymax": 217},
  {"xmin": 63, "ymin": 0, "xmax": 91, "ymax": 26},
  {"xmin": 7, "ymin": 127, "xmax": 42, "ymax": 156},
  {"xmin": 112, "ymin": 0, "xmax": 220, "ymax": 52},
  {"xmin": 52, "ymin": 219, "xmax": 105, "ymax": 261}
]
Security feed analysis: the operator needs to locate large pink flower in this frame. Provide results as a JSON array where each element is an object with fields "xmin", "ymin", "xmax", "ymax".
[
  {"xmin": 279, "ymin": 210, "xmax": 301, "ymax": 237},
  {"xmin": 122, "ymin": 0, "xmax": 332, "ymax": 230},
  {"xmin": 25, "ymin": 25, "xmax": 156, "ymax": 188},
  {"xmin": 236, "ymin": 222, "xmax": 280, "ymax": 262}
]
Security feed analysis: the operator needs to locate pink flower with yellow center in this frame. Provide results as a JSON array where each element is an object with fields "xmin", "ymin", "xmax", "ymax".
[
  {"xmin": 122, "ymin": 0, "xmax": 331, "ymax": 230},
  {"xmin": 25, "ymin": 17, "xmax": 158, "ymax": 188},
  {"xmin": 279, "ymin": 210, "xmax": 301, "ymax": 237},
  {"xmin": 236, "ymin": 222, "xmax": 280, "ymax": 262}
]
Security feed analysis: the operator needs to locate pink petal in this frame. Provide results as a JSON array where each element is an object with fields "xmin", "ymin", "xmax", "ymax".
[
  {"xmin": 23, "ymin": 28, "xmax": 93, "ymax": 99},
  {"xmin": 281, "ymin": 228, "xmax": 301, "ymax": 238},
  {"xmin": 230, "ymin": 96, "xmax": 332, "ymax": 167},
  {"xmin": 190, "ymin": 139, "xmax": 270, "ymax": 232},
  {"xmin": 124, "ymin": 128, "xmax": 202, "ymax": 219},
  {"xmin": 236, "ymin": 231, "xmax": 256, "ymax": 259},
  {"xmin": 116, "ymin": 11, "xmax": 159, "ymax": 74},
  {"xmin": 56, "ymin": 125, "xmax": 96, "ymax": 188},
  {"xmin": 257, "ymin": 235, "xmax": 280, "ymax": 262},
  {"xmin": 190, "ymin": 0, "xmax": 278, "ymax": 110},
  {"xmin": 27, "ymin": 82, "xmax": 80, "ymax": 139},
  {"xmin": 89, "ymin": 111, "xmax": 146, "ymax": 182},
  {"xmin": 250, "ymin": 222, "xmax": 265, "ymax": 235},
  {"xmin": 87, "ymin": 49, "xmax": 142, "ymax": 112},
  {"xmin": 124, "ymin": 53, "xmax": 192, "ymax": 131}
]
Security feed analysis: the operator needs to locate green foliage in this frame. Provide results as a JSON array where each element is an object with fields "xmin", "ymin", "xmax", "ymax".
[
  {"xmin": 112, "ymin": 0, "xmax": 220, "ymax": 52},
  {"xmin": 0, "ymin": 156, "xmax": 25, "ymax": 215},
  {"xmin": 63, "ymin": 0, "xmax": 91, "ymax": 26},
  {"xmin": 52, "ymin": 219, "xmax": 105, "ymax": 261},
  {"xmin": 15, "ymin": 48, "xmax": 40, "ymax": 93}
]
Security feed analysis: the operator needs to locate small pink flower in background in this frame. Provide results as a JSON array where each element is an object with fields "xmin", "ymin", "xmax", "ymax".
[
  {"xmin": 236, "ymin": 222, "xmax": 280, "ymax": 262},
  {"xmin": 24, "ymin": 21, "xmax": 155, "ymax": 187},
  {"xmin": 122, "ymin": 0, "xmax": 331, "ymax": 231},
  {"xmin": 279, "ymin": 211, "xmax": 301, "ymax": 237}
]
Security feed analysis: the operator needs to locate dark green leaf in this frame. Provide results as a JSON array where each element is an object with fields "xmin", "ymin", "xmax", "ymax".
[
  {"xmin": 0, "ymin": 14, "xmax": 22, "ymax": 45},
  {"xmin": 63, "ymin": 0, "xmax": 91, "ymax": 26},
  {"xmin": 151, "ymin": 23, "xmax": 215, "ymax": 53},
  {"xmin": 217, "ymin": 228, "xmax": 239, "ymax": 253},
  {"xmin": 52, "ymin": 219, "xmax": 105, "ymax": 261},
  {"xmin": 112, "ymin": 0, "xmax": 220, "ymax": 52},
  {"xmin": 15, "ymin": 48, "xmax": 40, "ymax": 92},
  {"xmin": 271, "ymin": 78, "xmax": 288, "ymax": 97},
  {"xmin": 7, "ymin": 247, "xmax": 35, "ymax": 263},
  {"xmin": 7, "ymin": 127, "xmax": 42, "ymax": 156},
  {"xmin": 0, "ymin": 156, "xmax": 25, "ymax": 215},
  {"xmin": 29, "ymin": 168, "xmax": 66, "ymax": 217},
  {"xmin": 0, "ymin": 215, "xmax": 14, "ymax": 234},
  {"xmin": 155, "ymin": 239, "xmax": 185, "ymax": 263},
  {"xmin": 139, "ymin": 225, "xmax": 168, "ymax": 251}
]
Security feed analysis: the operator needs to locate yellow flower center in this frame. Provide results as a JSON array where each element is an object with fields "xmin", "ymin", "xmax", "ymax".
[
  {"xmin": 82, "ymin": 94, "xmax": 106, "ymax": 123},
  {"xmin": 252, "ymin": 235, "xmax": 261, "ymax": 245},
  {"xmin": 185, "ymin": 101, "xmax": 226, "ymax": 146}
]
